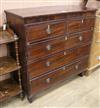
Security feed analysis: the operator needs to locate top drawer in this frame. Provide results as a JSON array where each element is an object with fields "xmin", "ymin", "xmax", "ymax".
[
  {"xmin": 25, "ymin": 20, "xmax": 65, "ymax": 42},
  {"xmin": 25, "ymin": 12, "xmax": 95, "ymax": 42},
  {"xmin": 67, "ymin": 18, "xmax": 95, "ymax": 33},
  {"xmin": 67, "ymin": 12, "xmax": 95, "ymax": 19},
  {"xmin": 84, "ymin": 11, "xmax": 95, "ymax": 18},
  {"xmin": 24, "ymin": 14, "xmax": 66, "ymax": 24}
]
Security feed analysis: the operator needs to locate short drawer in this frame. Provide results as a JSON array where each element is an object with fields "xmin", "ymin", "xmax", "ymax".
[
  {"xmin": 24, "ymin": 14, "xmax": 66, "ymax": 24},
  {"xmin": 82, "ymin": 18, "xmax": 95, "ymax": 30},
  {"xmin": 30, "ymin": 57, "xmax": 88, "ymax": 94},
  {"xmin": 67, "ymin": 18, "xmax": 95, "ymax": 33},
  {"xmin": 28, "ymin": 44, "xmax": 90, "ymax": 78},
  {"xmin": 25, "ymin": 20, "xmax": 65, "ymax": 42},
  {"xmin": 84, "ymin": 12, "xmax": 95, "ymax": 18},
  {"xmin": 67, "ymin": 13, "xmax": 83, "ymax": 19},
  {"xmin": 27, "ymin": 30, "xmax": 93, "ymax": 60},
  {"xmin": 67, "ymin": 18, "xmax": 83, "ymax": 33}
]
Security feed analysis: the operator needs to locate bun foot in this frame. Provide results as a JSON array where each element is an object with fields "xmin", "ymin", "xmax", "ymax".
[
  {"xmin": 78, "ymin": 71, "xmax": 85, "ymax": 77},
  {"xmin": 28, "ymin": 96, "xmax": 35, "ymax": 103}
]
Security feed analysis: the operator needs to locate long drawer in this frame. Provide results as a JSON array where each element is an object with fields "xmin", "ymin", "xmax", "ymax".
[
  {"xmin": 30, "ymin": 56, "xmax": 88, "ymax": 95},
  {"xmin": 28, "ymin": 44, "xmax": 90, "ymax": 78},
  {"xmin": 27, "ymin": 30, "xmax": 93, "ymax": 60},
  {"xmin": 25, "ymin": 20, "xmax": 65, "ymax": 42}
]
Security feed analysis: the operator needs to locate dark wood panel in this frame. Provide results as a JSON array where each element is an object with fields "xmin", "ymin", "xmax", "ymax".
[
  {"xmin": 28, "ymin": 44, "xmax": 90, "ymax": 78},
  {"xmin": 27, "ymin": 30, "xmax": 93, "ymax": 60},
  {"xmin": 5, "ymin": 5, "xmax": 96, "ymax": 18},
  {"xmin": 25, "ymin": 20, "xmax": 65, "ymax": 42},
  {"xmin": 30, "ymin": 57, "xmax": 88, "ymax": 95},
  {"xmin": 25, "ymin": 15, "xmax": 66, "ymax": 24},
  {"xmin": 5, "ymin": 11, "xmax": 29, "ymax": 95},
  {"xmin": 67, "ymin": 18, "xmax": 95, "ymax": 33},
  {"xmin": 67, "ymin": 13, "xmax": 84, "ymax": 19},
  {"xmin": 82, "ymin": 18, "xmax": 95, "ymax": 30},
  {"xmin": 67, "ymin": 18, "xmax": 83, "ymax": 33},
  {"xmin": 67, "ymin": 12, "xmax": 95, "ymax": 19},
  {"xmin": 84, "ymin": 11, "xmax": 96, "ymax": 17}
]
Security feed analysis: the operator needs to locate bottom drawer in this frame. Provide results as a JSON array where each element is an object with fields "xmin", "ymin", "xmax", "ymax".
[{"xmin": 30, "ymin": 56, "xmax": 88, "ymax": 95}]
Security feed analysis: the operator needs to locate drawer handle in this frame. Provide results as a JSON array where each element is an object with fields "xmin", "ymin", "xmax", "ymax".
[
  {"xmin": 46, "ymin": 78, "xmax": 51, "ymax": 83},
  {"xmin": 65, "ymin": 36, "xmax": 68, "ymax": 41},
  {"xmin": 82, "ymin": 19, "xmax": 84, "ymax": 23},
  {"xmin": 46, "ymin": 25, "xmax": 51, "ymax": 34},
  {"xmin": 75, "ymin": 65, "xmax": 79, "ymax": 70},
  {"xmin": 27, "ymin": 42, "xmax": 30, "ymax": 46},
  {"xmin": 46, "ymin": 44, "xmax": 51, "ymax": 51},
  {"xmin": 46, "ymin": 61, "xmax": 51, "ymax": 67},
  {"xmin": 79, "ymin": 36, "xmax": 83, "ymax": 41},
  {"xmin": 62, "ymin": 66, "xmax": 66, "ymax": 70},
  {"xmin": 63, "ymin": 51, "xmax": 67, "ymax": 56}
]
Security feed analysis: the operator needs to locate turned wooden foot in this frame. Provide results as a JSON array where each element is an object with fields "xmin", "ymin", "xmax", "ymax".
[{"xmin": 28, "ymin": 95, "xmax": 35, "ymax": 103}]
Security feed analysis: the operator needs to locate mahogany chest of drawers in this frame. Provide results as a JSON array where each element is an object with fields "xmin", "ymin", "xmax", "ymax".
[{"xmin": 5, "ymin": 5, "xmax": 96, "ymax": 102}]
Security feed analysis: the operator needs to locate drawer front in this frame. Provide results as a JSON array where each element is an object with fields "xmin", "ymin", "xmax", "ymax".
[
  {"xmin": 30, "ymin": 57, "xmax": 88, "ymax": 94},
  {"xmin": 25, "ymin": 21, "xmax": 65, "ymax": 42},
  {"xmin": 27, "ymin": 30, "xmax": 93, "ymax": 60},
  {"xmin": 67, "ymin": 12, "xmax": 95, "ymax": 19},
  {"xmin": 67, "ymin": 18, "xmax": 83, "ymax": 33},
  {"xmin": 28, "ymin": 44, "xmax": 90, "ymax": 78},
  {"xmin": 25, "ymin": 15, "xmax": 66, "ymax": 24},
  {"xmin": 82, "ymin": 18, "xmax": 95, "ymax": 30},
  {"xmin": 67, "ymin": 13, "xmax": 83, "ymax": 19},
  {"xmin": 84, "ymin": 12, "xmax": 95, "ymax": 18},
  {"xmin": 67, "ymin": 18, "xmax": 95, "ymax": 33}
]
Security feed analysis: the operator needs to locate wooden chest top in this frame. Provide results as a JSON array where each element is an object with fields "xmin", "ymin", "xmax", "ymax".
[{"xmin": 5, "ymin": 5, "xmax": 96, "ymax": 18}]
